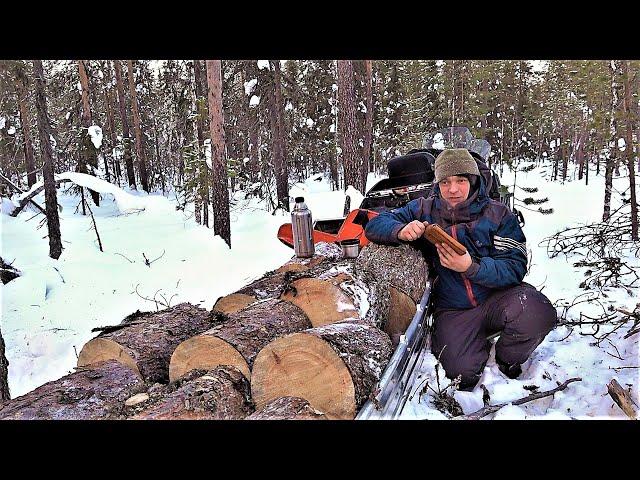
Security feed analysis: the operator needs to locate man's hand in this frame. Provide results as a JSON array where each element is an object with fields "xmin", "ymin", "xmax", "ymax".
[
  {"xmin": 436, "ymin": 242, "xmax": 473, "ymax": 272},
  {"xmin": 397, "ymin": 220, "xmax": 426, "ymax": 242}
]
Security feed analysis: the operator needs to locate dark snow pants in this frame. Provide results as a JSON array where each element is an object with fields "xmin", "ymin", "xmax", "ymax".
[{"xmin": 430, "ymin": 282, "xmax": 557, "ymax": 390}]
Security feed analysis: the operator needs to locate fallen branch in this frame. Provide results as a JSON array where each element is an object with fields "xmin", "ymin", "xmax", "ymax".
[
  {"xmin": 0, "ymin": 171, "xmax": 47, "ymax": 216},
  {"xmin": 9, "ymin": 178, "xmax": 70, "ymax": 217},
  {"xmin": 114, "ymin": 252, "xmax": 134, "ymax": 264},
  {"xmin": 85, "ymin": 191, "xmax": 103, "ymax": 252},
  {"xmin": 91, "ymin": 322, "xmax": 145, "ymax": 334},
  {"xmin": 455, "ymin": 377, "xmax": 582, "ymax": 420},
  {"xmin": 607, "ymin": 379, "xmax": 638, "ymax": 419},
  {"xmin": 142, "ymin": 250, "xmax": 165, "ymax": 267}
]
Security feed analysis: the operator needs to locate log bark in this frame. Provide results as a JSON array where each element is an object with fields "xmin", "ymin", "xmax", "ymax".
[
  {"xmin": 246, "ymin": 396, "xmax": 327, "ymax": 420},
  {"xmin": 77, "ymin": 303, "xmax": 218, "ymax": 384},
  {"xmin": 355, "ymin": 242, "xmax": 429, "ymax": 345},
  {"xmin": 169, "ymin": 298, "xmax": 312, "ymax": 382},
  {"xmin": 212, "ymin": 242, "xmax": 342, "ymax": 314},
  {"xmin": 607, "ymin": 379, "xmax": 638, "ymax": 419},
  {"xmin": 251, "ymin": 320, "xmax": 393, "ymax": 420},
  {"xmin": 0, "ymin": 360, "xmax": 146, "ymax": 419},
  {"xmin": 128, "ymin": 366, "xmax": 254, "ymax": 420}
]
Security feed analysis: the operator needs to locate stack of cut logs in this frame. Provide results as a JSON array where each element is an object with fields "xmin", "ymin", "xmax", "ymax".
[{"xmin": 0, "ymin": 242, "xmax": 428, "ymax": 420}]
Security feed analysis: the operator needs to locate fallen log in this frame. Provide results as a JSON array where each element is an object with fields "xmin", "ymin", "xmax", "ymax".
[
  {"xmin": 354, "ymin": 242, "xmax": 429, "ymax": 345},
  {"xmin": 128, "ymin": 366, "xmax": 254, "ymax": 420},
  {"xmin": 607, "ymin": 379, "xmax": 638, "ymax": 419},
  {"xmin": 169, "ymin": 298, "xmax": 312, "ymax": 382},
  {"xmin": 213, "ymin": 242, "xmax": 342, "ymax": 315},
  {"xmin": 246, "ymin": 396, "xmax": 327, "ymax": 420},
  {"xmin": 251, "ymin": 320, "xmax": 393, "ymax": 420},
  {"xmin": 0, "ymin": 360, "xmax": 146, "ymax": 419},
  {"xmin": 78, "ymin": 303, "xmax": 219, "ymax": 384}
]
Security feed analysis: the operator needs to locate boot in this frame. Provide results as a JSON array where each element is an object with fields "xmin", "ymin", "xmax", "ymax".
[{"xmin": 496, "ymin": 356, "xmax": 522, "ymax": 379}]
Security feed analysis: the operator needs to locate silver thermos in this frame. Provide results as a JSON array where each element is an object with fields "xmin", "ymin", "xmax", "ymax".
[{"xmin": 291, "ymin": 196, "xmax": 315, "ymax": 258}]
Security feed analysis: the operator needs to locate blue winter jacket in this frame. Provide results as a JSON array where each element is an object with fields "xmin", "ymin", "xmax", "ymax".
[{"xmin": 364, "ymin": 178, "xmax": 528, "ymax": 310}]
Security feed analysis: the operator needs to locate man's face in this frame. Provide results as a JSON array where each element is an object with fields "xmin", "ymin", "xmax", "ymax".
[{"xmin": 439, "ymin": 175, "xmax": 470, "ymax": 207}]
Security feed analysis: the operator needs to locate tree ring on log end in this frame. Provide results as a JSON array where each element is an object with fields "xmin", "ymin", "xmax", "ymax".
[
  {"xmin": 77, "ymin": 338, "xmax": 142, "ymax": 378},
  {"xmin": 280, "ymin": 278, "xmax": 358, "ymax": 327},
  {"xmin": 169, "ymin": 335, "xmax": 250, "ymax": 383},
  {"xmin": 213, "ymin": 293, "xmax": 256, "ymax": 314},
  {"xmin": 251, "ymin": 333, "xmax": 356, "ymax": 420}
]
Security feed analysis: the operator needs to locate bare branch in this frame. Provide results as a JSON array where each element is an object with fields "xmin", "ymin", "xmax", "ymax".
[{"xmin": 455, "ymin": 377, "xmax": 582, "ymax": 420}]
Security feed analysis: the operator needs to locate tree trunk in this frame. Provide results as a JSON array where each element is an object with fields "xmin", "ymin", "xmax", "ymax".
[
  {"xmin": 0, "ymin": 360, "xmax": 145, "ymax": 419},
  {"xmin": 103, "ymin": 61, "xmax": 118, "ymax": 184},
  {"xmin": 77, "ymin": 60, "xmax": 100, "ymax": 206},
  {"xmin": 604, "ymin": 62, "xmax": 619, "ymax": 222},
  {"xmin": 251, "ymin": 320, "xmax": 393, "ymax": 420},
  {"xmin": 621, "ymin": 60, "xmax": 638, "ymax": 240},
  {"xmin": 193, "ymin": 60, "xmax": 210, "ymax": 228},
  {"xmin": 114, "ymin": 60, "xmax": 136, "ymax": 189},
  {"xmin": 128, "ymin": 366, "xmax": 253, "ymax": 420},
  {"xmin": 337, "ymin": 60, "xmax": 364, "ymax": 193},
  {"xmin": 15, "ymin": 63, "xmax": 37, "ymax": 187},
  {"xmin": 246, "ymin": 396, "xmax": 327, "ymax": 420},
  {"xmin": 363, "ymin": 59, "xmax": 374, "ymax": 190},
  {"xmin": 267, "ymin": 60, "xmax": 289, "ymax": 212},
  {"xmin": 0, "ymin": 328, "xmax": 9, "ymax": 403},
  {"xmin": 169, "ymin": 298, "xmax": 312, "ymax": 382},
  {"xmin": 32, "ymin": 60, "xmax": 62, "ymax": 260},
  {"xmin": 77, "ymin": 303, "xmax": 218, "ymax": 384},
  {"xmin": 206, "ymin": 60, "xmax": 231, "ymax": 247},
  {"xmin": 126, "ymin": 60, "xmax": 149, "ymax": 192}
]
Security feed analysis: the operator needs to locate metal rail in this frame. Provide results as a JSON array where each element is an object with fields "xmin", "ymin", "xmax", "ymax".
[{"xmin": 356, "ymin": 280, "xmax": 433, "ymax": 419}]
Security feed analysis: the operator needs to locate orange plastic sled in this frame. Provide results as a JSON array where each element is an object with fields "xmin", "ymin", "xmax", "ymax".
[{"xmin": 277, "ymin": 208, "xmax": 379, "ymax": 250}]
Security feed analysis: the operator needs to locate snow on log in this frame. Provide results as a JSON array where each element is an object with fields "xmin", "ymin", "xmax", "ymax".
[
  {"xmin": 354, "ymin": 242, "xmax": 429, "ymax": 345},
  {"xmin": 251, "ymin": 320, "xmax": 393, "ymax": 420},
  {"xmin": 0, "ymin": 360, "xmax": 146, "ymax": 420},
  {"xmin": 78, "ymin": 303, "xmax": 219, "ymax": 384},
  {"xmin": 169, "ymin": 298, "xmax": 312, "ymax": 382},
  {"xmin": 213, "ymin": 242, "xmax": 342, "ymax": 315},
  {"xmin": 246, "ymin": 396, "xmax": 327, "ymax": 420},
  {"xmin": 128, "ymin": 367, "xmax": 254, "ymax": 420}
]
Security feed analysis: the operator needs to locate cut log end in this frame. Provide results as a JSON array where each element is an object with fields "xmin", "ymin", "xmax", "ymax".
[
  {"xmin": 385, "ymin": 286, "xmax": 416, "ymax": 346},
  {"xmin": 280, "ymin": 278, "xmax": 358, "ymax": 327},
  {"xmin": 251, "ymin": 333, "xmax": 356, "ymax": 420},
  {"xmin": 169, "ymin": 335, "xmax": 250, "ymax": 383},
  {"xmin": 213, "ymin": 293, "xmax": 256, "ymax": 314},
  {"xmin": 77, "ymin": 338, "xmax": 142, "ymax": 378}
]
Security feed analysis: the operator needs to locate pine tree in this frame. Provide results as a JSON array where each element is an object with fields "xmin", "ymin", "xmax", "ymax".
[
  {"xmin": 33, "ymin": 60, "xmax": 62, "ymax": 260},
  {"xmin": 206, "ymin": 60, "xmax": 231, "ymax": 247}
]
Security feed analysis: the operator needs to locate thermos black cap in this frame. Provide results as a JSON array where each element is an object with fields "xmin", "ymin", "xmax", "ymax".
[{"xmin": 295, "ymin": 196, "xmax": 305, "ymax": 203}]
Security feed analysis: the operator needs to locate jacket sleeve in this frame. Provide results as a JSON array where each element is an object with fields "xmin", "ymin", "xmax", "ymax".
[
  {"xmin": 463, "ymin": 212, "xmax": 527, "ymax": 288},
  {"xmin": 364, "ymin": 199, "xmax": 421, "ymax": 245}
]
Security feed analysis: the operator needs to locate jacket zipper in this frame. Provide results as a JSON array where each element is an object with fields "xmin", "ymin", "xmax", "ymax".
[{"xmin": 450, "ymin": 217, "xmax": 478, "ymax": 308}]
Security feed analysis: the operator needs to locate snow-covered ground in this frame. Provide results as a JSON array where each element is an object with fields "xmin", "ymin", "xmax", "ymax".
[{"xmin": 1, "ymin": 163, "xmax": 638, "ymax": 419}]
